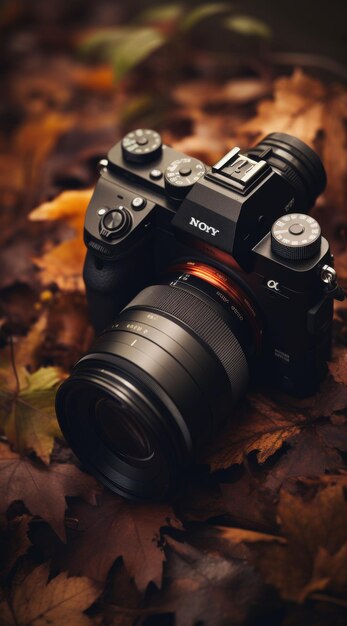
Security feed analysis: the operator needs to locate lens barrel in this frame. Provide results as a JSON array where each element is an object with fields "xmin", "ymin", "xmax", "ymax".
[
  {"xmin": 247, "ymin": 132, "xmax": 326, "ymax": 211},
  {"xmin": 56, "ymin": 263, "xmax": 261, "ymax": 500}
]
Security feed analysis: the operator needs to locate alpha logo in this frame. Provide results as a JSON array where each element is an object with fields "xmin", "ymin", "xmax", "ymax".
[
  {"xmin": 267, "ymin": 279, "xmax": 279, "ymax": 291},
  {"xmin": 189, "ymin": 217, "xmax": 220, "ymax": 237}
]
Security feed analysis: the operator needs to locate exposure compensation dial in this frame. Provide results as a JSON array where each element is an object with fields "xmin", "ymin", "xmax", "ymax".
[
  {"xmin": 164, "ymin": 157, "xmax": 206, "ymax": 200},
  {"xmin": 271, "ymin": 213, "xmax": 321, "ymax": 261}
]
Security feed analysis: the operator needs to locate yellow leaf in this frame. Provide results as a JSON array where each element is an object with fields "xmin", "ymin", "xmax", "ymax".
[
  {"xmin": 0, "ymin": 356, "xmax": 65, "ymax": 464},
  {"xmin": 29, "ymin": 189, "xmax": 92, "ymax": 292},
  {"xmin": 0, "ymin": 563, "xmax": 100, "ymax": 626}
]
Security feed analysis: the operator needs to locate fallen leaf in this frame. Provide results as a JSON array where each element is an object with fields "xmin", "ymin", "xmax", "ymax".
[
  {"xmin": 29, "ymin": 189, "xmax": 92, "ymax": 292},
  {"xmin": 219, "ymin": 482, "xmax": 347, "ymax": 603},
  {"xmin": 100, "ymin": 559, "xmax": 143, "ymax": 626},
  {"xmin": 264, "ymin": 424, "xmax": 345, "ymax": 494},
  {"xmin": 204, "ymin": 393, "xmax": 305, "ymax": 471},
  {"xmin": 220, "ymin": 472, "xmax": 277, "ymax": 532},
  {"xmin": 0, "ymin": 442, "xmax": 100, "ymax": 542},
  {"xmin": 13, "ymin": 293, "xmax": 94, "ymax": 372},
  {"xmin": 0, "ymin": 562, "xmax": 100, "ymax": 626},
  {"xmin": 241, "ymin": 69, "xmax": 325, "ymax": 146},
  {"xmin": 38, "ymin": 293, "xmax": 94, "ymax": 370},
  {"xmin": 148, "ymin": 535, "xmax": 262, "ymax": 626},
  {"xmin": 173, "ymin": 471, "xmax": 228, "ymax": 524},
  {"xmin": 172, "ymin": 78, "xmax": 269, "ymax": 108},
  {"xmin": 54, "ymin": 491, "xmax": 181, "ymax": 592},
  {"xmin": 12, "ymin": 112, "xmax": 76, "ymax": 210},
  {"xmin": 0, "ymin": 355, "xmax": 65, "ymax": 463}
]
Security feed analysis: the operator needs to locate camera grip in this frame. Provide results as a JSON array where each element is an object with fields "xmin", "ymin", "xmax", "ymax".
[{"xmin": 83, "ymin": 240, "xmax": 153, "ymax": 334}]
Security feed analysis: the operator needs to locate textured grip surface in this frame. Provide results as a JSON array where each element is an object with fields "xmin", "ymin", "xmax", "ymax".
[{"xmin": 124, "ymin": 284, "xmax": 249, "ymax": 401}]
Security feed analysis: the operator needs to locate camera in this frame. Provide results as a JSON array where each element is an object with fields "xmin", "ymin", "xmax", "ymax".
[{"xmin": 55, "ymin": 129, "xmax": 344, "ymax": 500}]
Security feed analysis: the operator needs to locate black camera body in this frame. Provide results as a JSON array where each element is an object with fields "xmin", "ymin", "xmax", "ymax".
[
  {"xmin": 84, "ymin": 130, "xmax": 335, "ymax": 396},
  {"xmin": 56, "ymin": 129, "xmax": 344, "ymax": 500}
]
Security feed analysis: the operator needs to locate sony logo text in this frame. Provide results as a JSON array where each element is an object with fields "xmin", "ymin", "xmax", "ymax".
[{"xmin": 189, "ymin": 217, "xmax": 220, "ymax": 237}]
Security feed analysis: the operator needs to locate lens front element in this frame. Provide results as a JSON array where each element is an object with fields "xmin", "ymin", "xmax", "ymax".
[{"xmin": 95, "ymin": 397, "xmax": 154, "ymax": 462}]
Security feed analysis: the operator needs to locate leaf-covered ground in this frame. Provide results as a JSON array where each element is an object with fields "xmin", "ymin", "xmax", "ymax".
[{"xmin": 0, "ymin": 2, "xmax": 347, "ymax": 625}]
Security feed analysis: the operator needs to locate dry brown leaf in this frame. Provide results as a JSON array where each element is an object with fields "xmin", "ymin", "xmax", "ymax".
[
  {"xmin": 0, "ymin": 563, "xmax": 100, "ymax": 626},
  {"xmin": 204, "ymin": 393, "xmax": 305, "ymax": 471},
  {"xmin": 173, "ymin": 78, "xmax": 269, "ymax": 108},
  {"xmin": 13, "ymin": 112, "xmax": 76, "ymax": 203},
  {"xmin": 54, "ymin": 491, "xmax": 182, "ymax": 592},
  {"xmin": 29, "ymin": 189, "xmax": 92, "ymax": 291},
  {"xmin": 0, "ymin": 442, "xmax": 100, "ymax": 542},
  {"xmin": 149, "ymin": 535, "xmax": 262, "ymax": 626},
  {"xmin": 241, "ymin": 69, "xmax": 325, "ymax": 145},
  {"xmin": 14, "ymin": 293, "xmax": 94, "ymax": 371},
  {"xmin": 219, "ymin": 482, "xmax": 347, "ymax": 603}
]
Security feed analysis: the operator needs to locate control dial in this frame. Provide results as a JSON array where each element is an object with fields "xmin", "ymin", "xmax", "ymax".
[
  {"xmin": 271, "ymin": 213, "xmax": 321, "ymax": 261},
  {"xmin": 99, "ymin": 207, "xmax": 132, "ymax": 240},
  {"xmin": 121, "ymin": 129, "xmax": 162, "ymax": 164},
  {"xmin": 164, "ymin": 157, "xmax": 205, "ymax": 200}
]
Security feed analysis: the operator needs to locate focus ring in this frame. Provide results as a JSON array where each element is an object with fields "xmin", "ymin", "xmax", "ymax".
[{"xmin": 124, "ymin": 284, "xmax": 249, "ymax": 401}]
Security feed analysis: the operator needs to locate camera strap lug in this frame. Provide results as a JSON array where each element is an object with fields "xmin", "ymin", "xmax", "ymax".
[{"xmin": 321, "ymin": 264, "xmax": 345, "ymax": 301}]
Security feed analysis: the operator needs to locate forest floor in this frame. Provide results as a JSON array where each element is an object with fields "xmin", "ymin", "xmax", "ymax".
[{"xmin": 0, "ymin": 3, "xmax": 347, "ymax": 626}]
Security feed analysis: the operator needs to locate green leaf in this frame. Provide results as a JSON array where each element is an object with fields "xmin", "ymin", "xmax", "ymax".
[
  {"xmin": 110, "ymin": 28, "xmax": 166, "ymax": 81},
  {"xmin": 78, "ymin": 26, "xmax": 166, "ymax": 81},
  {"xmin": 0, "ymin": 365, "xmax": 64, "ymax": 464},
  {"xmin": 78, "ymin": 27, "xmax": 130, "ymax": 58},
  {"xmin": 225, "ymin": 14, "xmax": 271, "ymax": 38},
  {"xmin": 181, "ymin": 3, "xmax": 231, "ymax": 31},
  {"xmin": 137, "ymin": 4, "xmax": 183, "ymax": 24}
]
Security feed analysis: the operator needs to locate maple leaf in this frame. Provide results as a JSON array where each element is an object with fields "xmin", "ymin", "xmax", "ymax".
[
  {"xmin": 0, "ymin": 355, "xmax": 65, "ymax": 464},
  {"xmin": 204, "ymin": 392, "xmax": 306, "ymax": 471},
  {"xmin": 0, "ymin": 442, "xmax": 100, "ymax": 542},
  {"xmin": 0, "ymin": 563, "xmax": 100, "ymax": 626},
  {"xmin": 219, "ymin": 479, "xmax": 347, "ymax": 603},
  {"xmin": 29, "ymin": 189, "xmax": 92, "ymax": 292},
  {"xmin": 54, "ymin": 491, "xmax": 181, "ymax": 592},
  {"xmin": 148, "ymin": 536, "xmax": 262, "ymax": 626}
]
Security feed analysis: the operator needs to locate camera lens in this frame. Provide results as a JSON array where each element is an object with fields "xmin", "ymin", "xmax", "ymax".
[
  {"xmin": 247, "ymin": 132, "xmax": 326, "ymax": 211},
  {"xmin": 56, "ymin": 261, "xmax": 262, "ymax": 500},
  {"xmin": 95, "ymin": 398, "xmax": 153, "ymax": 461}
]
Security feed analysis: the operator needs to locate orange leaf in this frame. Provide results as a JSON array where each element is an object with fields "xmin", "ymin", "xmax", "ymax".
[{"xmin": 29, "ymin": 189, "xmax": 92, "ymax": 292}]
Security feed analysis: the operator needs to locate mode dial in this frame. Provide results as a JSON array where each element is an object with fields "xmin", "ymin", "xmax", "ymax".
[
  {"xmin": 121, "ymin": 129, "xmax": 162, "ymax": 164},
  {"xmin": 164, "ymin": 157, "xmax": 205, "ymax": 200},
  {"xmin": 271, "ymin": 213, "xmax": 321, "ymax": 261}
]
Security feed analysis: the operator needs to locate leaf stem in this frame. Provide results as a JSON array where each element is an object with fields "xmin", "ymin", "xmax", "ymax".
[{"xmin": 9, "ymin": 336, "xmax": 20, "ymax": 396}]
